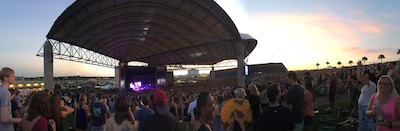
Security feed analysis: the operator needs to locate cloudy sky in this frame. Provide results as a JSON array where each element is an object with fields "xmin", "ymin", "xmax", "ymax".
[{"xmin": 1, "ymin": 0, "xmax": 399, "ymax": 77}]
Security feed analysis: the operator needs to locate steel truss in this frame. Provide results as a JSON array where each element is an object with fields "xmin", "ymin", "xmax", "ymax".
[
  {"xmin": 59, "ymin": 29, "xmax": 234, "ymax": 44},
  {"xmin": 36, "ymin": 39, "xmax": 119, "ymax": 68},
  {"xmin": 36, "ymin": 40, "xmax": 245, "ymax": 70}
]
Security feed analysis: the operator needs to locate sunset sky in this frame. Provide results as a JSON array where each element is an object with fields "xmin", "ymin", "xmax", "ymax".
[{"xmin": 1, "ymin": 0, "xmax": 400, "ymax": 77}]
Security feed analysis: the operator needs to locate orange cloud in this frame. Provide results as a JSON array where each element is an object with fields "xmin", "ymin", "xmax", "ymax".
[
  {"xmin": 359, "ymin": 25, "xmax": 382, "ymax": 33},
  {"xmin": 342, "ymin": 47, "xmax": 392, "ymax": 55},
  {"xmin": 356, "ymin": 22, "xmax": 384, "ymax": 34},
  {"xmin": 342, "ymin": 47, "xmax": 372, "ymax": 54},
  {"xmin": 247, "ymin": 13, "xmax": 360, "ymax": 50}
]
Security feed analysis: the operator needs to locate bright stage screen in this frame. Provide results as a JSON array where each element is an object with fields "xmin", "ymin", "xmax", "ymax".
[
  {"xmin": 157, "ymin": 78, "xmax": 166, "ymax": 85},
  {"xmin": 130, "ymin": 81, "xmax": 142, "ymax": 91}
]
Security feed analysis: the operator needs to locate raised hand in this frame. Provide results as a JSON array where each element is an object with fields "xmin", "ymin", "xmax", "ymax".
[
  {"xmin": 357, "ymin": 61, "xmax": 362, "ymax": 66},
  {"xmin": 49, "ymin": 119, "xmax": 56, "ymax": 131}
]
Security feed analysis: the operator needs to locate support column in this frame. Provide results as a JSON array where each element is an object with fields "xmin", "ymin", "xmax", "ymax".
[
  {"xmin": 236, "ymin": 42, "xmax": 245, "ymax": 88},
  {"xmin": 114, "ymin": 66, "xmax": 121, "ymax": 87},
  {"xmin": 117, "ymin": 62, "xmax": 128, "ymax": 90},
  {"xmin": 44, "ymin": 40, "xmax": 54, "ymax": 92}
]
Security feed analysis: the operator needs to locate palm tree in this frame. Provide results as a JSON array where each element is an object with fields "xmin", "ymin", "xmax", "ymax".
[
  {"xmin": 362, "ymin": 57, "xmax": 368, "ymax": 64},
  {"xmin": 326, "ymin": 62, "xmax": 330, "ymax": 68},
  {"xmin": 337, "ymin": 61, "xmax": 342, "ymax": 68},
  {"xmin": 349, "ymin": 60, "xmax": 353, "ymax": 66},
  {"xmin": 378, "ymin": 54, "xmax": 385, "ymax": 63},
  {"xmin": 316, "ymin": 63, "xmax": 320, "ymax": 69}
]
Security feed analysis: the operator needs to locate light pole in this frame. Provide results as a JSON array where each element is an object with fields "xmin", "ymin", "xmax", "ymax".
[{"xmin": 76, "ymin": 73, "xmax": 79, "ymax": 88}]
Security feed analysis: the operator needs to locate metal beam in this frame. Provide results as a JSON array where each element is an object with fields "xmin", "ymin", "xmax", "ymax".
[
  {"xmin": 37, "ymin": 39, "xmax": 119, "ymax": 68},
  {"xmin": 37, "ymin": 40, "xmax": 241, "ymax": 72},
  {"xmin": 58, "ymin": 29, "xmax": 234, "ymax": 44}
]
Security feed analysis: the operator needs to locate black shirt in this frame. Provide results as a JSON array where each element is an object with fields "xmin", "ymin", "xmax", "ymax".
[
  {"xmin": 257, "ymin": 105, "xmax": 295, "ymax": 131},
  {"xmin": 198, "ymin": 124, "xmax": 214, "ymax": 131},
  {"xmin": 11, "ymin": 100, "xmax": 18, "ymax": 117},
  {"xmin": 287, "ymin": 84, "xmax": 304, "ymax": 124},
  {"xmin": 248, "ymin": 94, "xmax": 261, "ymax": 121},
  {"xmin": 143, "ymin": 113, "xmax": 179, "ymax": 131},
  {"xmin": 11, "ymin": 100, "xmax": 18, "ymax": 130}
]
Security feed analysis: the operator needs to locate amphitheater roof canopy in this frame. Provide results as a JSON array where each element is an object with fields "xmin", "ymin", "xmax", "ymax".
[{"xmin": 47, "ymin": 0, "xmax": 257, "ymax": 66}]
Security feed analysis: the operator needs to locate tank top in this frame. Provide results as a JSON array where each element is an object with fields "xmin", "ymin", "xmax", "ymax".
[
  {"xmin": 76, "ymin": 105, "xmax": 88, "ymax": 123},
  {"xmin": 31, "ymin": 116, "xmax": 48, "ymax": 131},
  {"xmin": 170, "ymin": 104, "xmax": 177, "ymax": 116},
  {"xmin": 177, "ymin": 104, "xmax": 182, "ymax": 116},
  {"xmin": 372, "ymin": 93, "xmax": 400, "ymax": 131},
  {"xmin": 198, "ymin": 124, "xmax": 214, "ymax": 131},
  {"xmin": 215, "ymin": 103, "xmax": 221, "ymax": 117},
  {"xmin": 184, "ymin": 102, "xmax": 189, "ymax": 118}
]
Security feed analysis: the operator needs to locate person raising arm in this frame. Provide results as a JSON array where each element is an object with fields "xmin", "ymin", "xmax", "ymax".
[{"xmin": 356, "ymin": 61, "xmax": 370, "ymax": 91}]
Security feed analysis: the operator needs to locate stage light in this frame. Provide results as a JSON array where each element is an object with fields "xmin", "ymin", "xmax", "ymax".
[
  {"xmin": 129, "ymin": 82, "xmax": 134, "ymax": 90},
  {"xmin": 135, "ymin": 81, "xmax": 142, "ymax": 87},
  {"xmin": 121, "ymin": 80, "xmax": 125, "ymax": 89}
]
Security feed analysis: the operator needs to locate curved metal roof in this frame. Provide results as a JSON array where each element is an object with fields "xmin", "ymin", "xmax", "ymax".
[{"xmin": 47, "ymin": 0, "xmax": 257, "ymax": 66}]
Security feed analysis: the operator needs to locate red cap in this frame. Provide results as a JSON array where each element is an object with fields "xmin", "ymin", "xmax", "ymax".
[{"xmin": 153, "ymin": 90, "xmax": 168, "ymax": 108}]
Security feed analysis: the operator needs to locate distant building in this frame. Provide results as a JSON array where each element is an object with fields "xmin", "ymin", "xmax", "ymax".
[
  {"xmin": 188, "ymin": 68, "xmax": 199, "ymax": 78},
  {"xmin": 211, "ymin": 63, "xmax": 288, "ymax": 79}
]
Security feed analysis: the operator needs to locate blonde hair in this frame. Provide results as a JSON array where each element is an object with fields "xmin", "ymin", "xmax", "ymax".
[
  {"xmin": 248, "ymin": 84, "xmax": 260, "ymax": 96},
  {"xmin": 377, "ymin": 75, "xmax": 398, "ymax": 97},
  {"xmin": 78, "ymin": 95, "xmax": 87, "ymax": 109},
  {"xmin": 103, "ymin": 98, "xmax": 108, "ymax": 105}
]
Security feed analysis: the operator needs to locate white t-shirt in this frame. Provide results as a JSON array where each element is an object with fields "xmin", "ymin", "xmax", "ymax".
[
  {"xmin": 187, "ymin": 99, "xmax": 197, "ymax": 122},
  {"xmin": 358, "ymin": 81, "xmax": 376, "ymax": 106},
  {"xmin": 105, "ymin": 116, "xmax": 135, "ymax": 131}
]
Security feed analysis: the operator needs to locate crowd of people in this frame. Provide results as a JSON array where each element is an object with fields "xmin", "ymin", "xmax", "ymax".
[{"xmin": 0, "ymin": 60, "xmax": 399, "ymax": 131}]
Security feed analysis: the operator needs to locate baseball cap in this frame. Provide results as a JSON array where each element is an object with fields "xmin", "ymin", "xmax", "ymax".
[
  {"xmin": 153, "ymin": 90, "xmax": 170, "ymax": 115},
  {"xmin": 234, "ymin": 88, "xmax": 247, "ymax": 98}
]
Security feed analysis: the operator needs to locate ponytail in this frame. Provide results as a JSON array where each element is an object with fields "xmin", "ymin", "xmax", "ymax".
[{"xmin": 194, "ymin": 91, "xmax": 210, "ymax": 121}]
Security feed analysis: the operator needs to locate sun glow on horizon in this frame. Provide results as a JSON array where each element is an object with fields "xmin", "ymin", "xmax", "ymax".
[{"xmin": 223, "ymin": 10, "xmax": 395, "ymax": 70}]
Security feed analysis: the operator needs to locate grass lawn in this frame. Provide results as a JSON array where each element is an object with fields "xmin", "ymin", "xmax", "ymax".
[
  {"xmin": 313, "ymin": 101, "xmax": 357, "ymax": 131},
  {"xmin": 63, "ymin": 114, "xmax": 75, "ymax": 131}
]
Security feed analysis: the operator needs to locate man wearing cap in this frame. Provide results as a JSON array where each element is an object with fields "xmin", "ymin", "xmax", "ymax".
[{"xmin": 142, "ymin": 90, "xmax": 179, "ymax": 131}]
